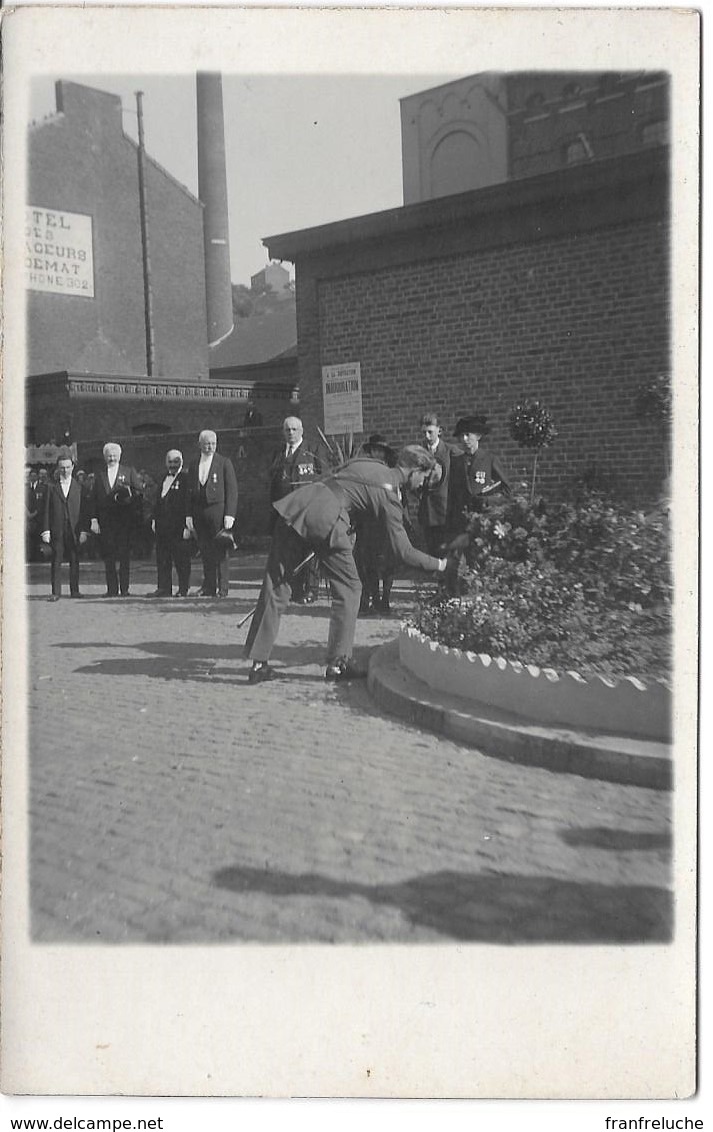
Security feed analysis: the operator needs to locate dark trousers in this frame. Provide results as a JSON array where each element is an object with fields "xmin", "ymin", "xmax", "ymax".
[
  {"xmin": 196, "ymin": 517, "xmax": 230, "ymax": 596},
  {"xmin": 100, "ymin": 519, "xmax": 132, "ymax": 595},
  {"xmin": 50, "ymin": 526, "xmax": 80, "ymax": 596},
  {"xmin": 423, "ymin": 524, "xmax": 447, "ymax": 556},
  {"xmin": 156, "ymin": 532, "xmax": 191, "ymax": 595},
  {"xmin": 245, "ymin": 517, "xmax": 361, "ymax": 665}
]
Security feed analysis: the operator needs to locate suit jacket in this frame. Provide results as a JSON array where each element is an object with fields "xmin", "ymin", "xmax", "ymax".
[
  {"xmin": 269, "ymin": 441, "xmax": 321, "ymax": 504},
  {"xmin": 43, "ymin": 479, "xmax": 84, "ymax": 541},
  {"xmin": 187, "ymin": 452, "xmax": 238, "ymax": 533},
  {"xmin": 274, "ymin": 457, "xmax": 441, "ymax": 571},
  {"xmin": 153, "ymin": 470, "xmax": 189, "ymax": 538},
  {"xmin": 447, "ymin": 448, "xmax": 511, "ymax": 532},
  {"xmin": 418, "ymin": 438, "xmax": 452, "ymax": 528},
  {"xmin": 90, "ymin": 463, "xmax": 144, "ymax": 524}
]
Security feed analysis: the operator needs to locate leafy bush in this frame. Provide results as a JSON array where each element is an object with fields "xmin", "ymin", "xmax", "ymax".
[{"xmin": 414, "ymin": 490, "xmax": 672, "ymax": 680}]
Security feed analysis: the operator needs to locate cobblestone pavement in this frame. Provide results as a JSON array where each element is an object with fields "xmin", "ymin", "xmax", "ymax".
[{"xmin": 26, "ymin": 556, "xmax": 673, "ymax": 945}]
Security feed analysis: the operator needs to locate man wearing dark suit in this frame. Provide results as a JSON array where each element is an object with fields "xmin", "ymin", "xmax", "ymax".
[
  {"xmin": 89, "ymin": 442, "xmax": 144, "ymax": 597},
  {"xmin": 40, "ymin": 450, "xmax": 88, "ymax": 600},
  {"xmin": 417, "ymin": 412, "xmax": 452, "ymax": 555},
  {"xmin": 245, "ymin": 445, "xmax": 448, "ymax": 684},
  {"xmin": 268, "ymin": 415, "xmax": 322, "ymax": 603},
  {"xmin": 186, "ymin": 430, "xmax": 238, "ymax": 598},
  {"xmin": 150, "ymin": 449, "xmax": 191, "ymax": 598}
]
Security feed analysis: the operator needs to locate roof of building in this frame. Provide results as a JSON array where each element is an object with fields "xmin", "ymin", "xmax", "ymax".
[{"xmin": 263, "ymin": 146, "xmax": 669, "ymax": 262}]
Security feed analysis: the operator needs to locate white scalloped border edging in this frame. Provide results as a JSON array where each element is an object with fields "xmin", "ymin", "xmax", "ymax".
[{"xmin": 400, "ymin": 626, "xmax": 671, "ymax": 741}]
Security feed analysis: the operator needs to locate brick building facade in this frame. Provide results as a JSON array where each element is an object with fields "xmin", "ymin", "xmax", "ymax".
[
  {"xmin": 265, "ymin": 146, "xmax": 669, "ymax": 502},
  {"xmin": 27, "ymin": 81, "xmax": 209, "ymax": 379},
  {"xmin": 400, "ymin": 70, "xmax": 669, "ymax": 202}
]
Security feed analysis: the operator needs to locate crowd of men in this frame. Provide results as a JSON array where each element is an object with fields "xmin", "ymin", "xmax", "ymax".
[{"xmin": 29, "ymin": 411, "xmax": 510, "ymax": 682}]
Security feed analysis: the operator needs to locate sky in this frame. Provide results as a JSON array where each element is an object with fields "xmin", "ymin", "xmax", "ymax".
[{"xmin": 29, "ymin": 71, "xmax": 454, "ymax": 285}]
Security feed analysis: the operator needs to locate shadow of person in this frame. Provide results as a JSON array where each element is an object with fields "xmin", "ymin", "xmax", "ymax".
[{"xmin": 212, "ymin": 863, "xmax": 672, "ymax": 944}]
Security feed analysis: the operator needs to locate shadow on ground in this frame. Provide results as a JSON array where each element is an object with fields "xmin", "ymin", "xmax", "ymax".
[
  {"xmin": 212, "ymin": 863, "xmax": 673, "ymax": 943},
  {"xmin": 559, "ymin": 827, "xmax": 672, "ymax": 852}
]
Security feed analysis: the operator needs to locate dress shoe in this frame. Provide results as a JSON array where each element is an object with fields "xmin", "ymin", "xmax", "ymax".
[
  {"xmin": 324, "ymin": 658, "xmax": 364, "ymax": 683},
  {"xmin": 149, "ymin": 590, "xmax": 171, "ymax": 597},
  {"xmin": 248, "ymin": 663, "xmax": 275, "ymax": 684},
  {"xmin": 47, "ymin": 594, "xmax": 61, "ymax": 602},
  {"xmin": 175, "ymin": 592, "xmax": 189, "ymax": 598},
  {"xmin": 69, "ymin": 592, "xmax": 84, "ymax": 599}
]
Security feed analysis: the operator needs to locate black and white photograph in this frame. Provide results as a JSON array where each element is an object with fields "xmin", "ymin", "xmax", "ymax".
[{"xmin": 0, "ymin": 1, "xmax": 700, "ymax": 1108}]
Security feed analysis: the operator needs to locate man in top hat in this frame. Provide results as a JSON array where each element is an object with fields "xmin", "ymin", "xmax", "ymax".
[
  {"xmin": 40, "ymin": 449, "xmax": 89, "ymax": 600},
  {"xmin": 268, "ymin": 415, "xmax": 322, "ymax": 603},
  {"xmin": 447, "ymin": 414, "xmax": 511, "ymax": 541},
  {"xmin": 244, "ymin": 444, "xmax": 448, "ymax": 684},
  {"xmin": 150, "ymin": 449, "xmax": 192, "ymax": 598},
  {"xmin": 186, "ymin": 430, "xmax": 238, "ymax": 598},
  {"xmin": 417, "ymin": 411, "xmax": 452, "ymax": 556},
  {"xmin": 89, "ymin": 442, "xmax": 144, "ymax": 596}
]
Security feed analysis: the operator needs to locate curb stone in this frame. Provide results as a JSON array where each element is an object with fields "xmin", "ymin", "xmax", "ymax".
[{"xmin": 368, "ymin": 641, "xmax": 672, "ymax": 790}]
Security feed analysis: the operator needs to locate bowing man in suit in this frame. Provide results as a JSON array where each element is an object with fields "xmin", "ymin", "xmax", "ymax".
[
  {"xmin": 186, "ymin": 430, "xmax": 238, "ymax": 598},
  {"xmin": 150, "ymin": 449, "xmax": 191, "ymax": 597},
  {"xmin": 89, "ymin": 442, "xmax": 144, "ymax": 597},
  {"xmin": 40, "ymin": 449, "xmax": 88, "ymax": 600}
]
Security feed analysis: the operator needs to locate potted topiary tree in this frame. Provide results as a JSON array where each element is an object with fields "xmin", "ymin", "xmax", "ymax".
[{"xmin": 508, "ymin": 398, "xmax": 557, "ymax": 503}]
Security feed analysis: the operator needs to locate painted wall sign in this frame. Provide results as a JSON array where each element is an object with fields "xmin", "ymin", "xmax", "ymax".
[
  {"xmin": 25, "ymin": 207, "xmax": 95, "ymax": 297},
  {"xmin": 321, "ymin": 361, "xmax": 363, "ymax": 435}
]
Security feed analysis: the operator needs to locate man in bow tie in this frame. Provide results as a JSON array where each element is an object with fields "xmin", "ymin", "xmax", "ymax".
[
  {"xmin": 186, "ymin": 430, "xmax": 238, "ymax": 598},
  {"xmin": 149, "ymin": 449, "xmax": 191, "ymax": 597},
  {"xmin": 88, "ymin": 442, "xmax": 144, "ymax": 597},
  {"xmin": 40, "ymin": 449, "xmax": 89, "ymax": 600}
]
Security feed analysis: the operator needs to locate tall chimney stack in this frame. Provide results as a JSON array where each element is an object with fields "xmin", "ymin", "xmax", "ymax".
[{"xmin": 196, "ymin": 72, "xmax": 234, "ymax": 348}]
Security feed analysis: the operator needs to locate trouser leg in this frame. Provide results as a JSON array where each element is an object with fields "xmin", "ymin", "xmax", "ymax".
[
  {"xmin": 50, "ymin": 535, "xmax": 63, "ymax": 596},
  {"xmin": 116, "ymin": 524, "xmax": 131, "ymax": 594},
  {"xmin": 197, "ymin": 525, "xmax": 217, "ymax": 593},
  {"xmin": 321, "ymin": 539, "xmax": 362, "ymax": 663},
  {"xmin": 424, "ymin": 525, "xmax": 446, "ymax": 556},
  {"xmin": 174, "ymin": 538, "xmax": 191, "ymax": 594},
  {"xmin": 156, "ymin": 537, "xmax": 172, "ymax": 592},
  {"xmin": 243, "ymin": 522, "xmax": 294, "ymax": 661},
  {"xmin": 216, "ymin": 545, "xmax": 230, "ymax": 596},
  {"xmin": 101, "ymin": 526, "xmax": 119, "ymax": 594},
  {"xmin": 67, "ymin": 540, "xmax": 80, "ymax": 594}
]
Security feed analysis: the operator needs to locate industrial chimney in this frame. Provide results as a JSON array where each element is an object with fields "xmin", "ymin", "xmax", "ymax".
[{"xmin": 196, "ymin": 72, "xmax": 234, "ymax": 348}]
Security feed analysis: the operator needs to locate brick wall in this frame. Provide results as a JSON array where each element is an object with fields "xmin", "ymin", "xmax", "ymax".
[
  {"xmin": 27, "ymin": 82, "xmax": 209, "ymax": 379},
  {"xmin": 285, "ymin": 150, "xmax": 670, "ymax": 503}
]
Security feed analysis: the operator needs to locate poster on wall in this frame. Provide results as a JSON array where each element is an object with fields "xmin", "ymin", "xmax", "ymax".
[
  {"xmin": 25, "ymin": 206, "xmax": 95, "ymax": 297},
  {"xmin": 321, "ymin": 361, "xmax": 363, "ymax": 435}
]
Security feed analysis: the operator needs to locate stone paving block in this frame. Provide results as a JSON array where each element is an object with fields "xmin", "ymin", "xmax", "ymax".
[{"xmin": 24, "ymin": 559, "xmax": 673, "ymax": 944}]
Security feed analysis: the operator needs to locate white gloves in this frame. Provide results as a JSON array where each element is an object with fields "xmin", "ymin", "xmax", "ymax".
[
  {"xmin": 40, "ymin": 531, "xmax": 51, "ymax": 544},
  {"xmin": 224, "ymin": 516, "xmax": 235, "ymax": 531},
  {"xmin": 90, "ymin": 519, "xmax": 100, "ymax": 536},
  {"xmin": 185, "ymin": 516, "xmax": 194, "ymax": 532}
]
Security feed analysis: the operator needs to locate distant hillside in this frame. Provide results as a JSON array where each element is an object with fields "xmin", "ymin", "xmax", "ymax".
[{"xmin": 209, "ymin": 283, "xmax": 297, "ymax": 367}]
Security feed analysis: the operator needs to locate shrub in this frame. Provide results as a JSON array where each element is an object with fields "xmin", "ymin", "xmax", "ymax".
[{"xmin": 414, "ymin": 490, "xmax": 672, "ymax": 680}]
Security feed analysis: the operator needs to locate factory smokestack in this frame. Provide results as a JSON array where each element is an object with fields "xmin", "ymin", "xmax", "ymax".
[{"xmin": 196, "ymin": 72, "xmax": 234, "ymax": 348}]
